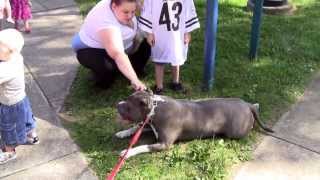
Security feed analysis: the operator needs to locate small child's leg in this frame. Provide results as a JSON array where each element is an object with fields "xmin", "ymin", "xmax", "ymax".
[
  {"xmin": 169, "ymin": 65, "xmax": 184, "ymax": 92},
  {"xmin": 14, "ymin": 21, "xmax": 20, "ymax": 30},
  {"xmin": 155, "ymin": 63, "xmax": 165, "ymax": 89},
  {"xmin": 171, "ymin": 65, "xmax": 180, "ymax": 84},
  {"xmin": 154, "ymin": 63, "xmax": 165, "ymax": 94},
  {"xmin": 24, "ymin": 97, "xmax": 39, "ymax": 144},
  {"xmin": 24, "ymin": 20, "xmax": 31, "ymax": 33},
  {"xmin": 2, "ymin": 145, "xmax": 15, "ymax": 152}
]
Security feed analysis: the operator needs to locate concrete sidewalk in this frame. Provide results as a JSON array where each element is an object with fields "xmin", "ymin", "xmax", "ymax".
[
  {"xmin": 0, "ymin": 0, "xmax": 98, "ymax": 179},
  {"xmin": 231, "ymin": 72, "xmax": 320, "ymax": 180}
]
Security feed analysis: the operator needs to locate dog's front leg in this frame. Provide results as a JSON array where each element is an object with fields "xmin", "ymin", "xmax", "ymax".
[
  {"xmin": 115, "ymin": 125, "xmax": 140, "ymax": 138},
  {"xmin": 115, "ymin": 125, "xmax": 152, "ymax": 139},
  {"xmin": 120, "ymin": 143, "xmax": 171, "ymax": 158}
]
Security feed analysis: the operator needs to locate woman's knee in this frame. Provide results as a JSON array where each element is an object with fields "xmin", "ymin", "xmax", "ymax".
[{"xmin": 76, "ymin": 48, "xmax": 108, "ymax": 69}]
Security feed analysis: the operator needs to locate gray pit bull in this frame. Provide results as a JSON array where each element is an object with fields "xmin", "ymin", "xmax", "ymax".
[{"xmin": 115, "ymin": 91, "xmax": 273, "ymax": 158}]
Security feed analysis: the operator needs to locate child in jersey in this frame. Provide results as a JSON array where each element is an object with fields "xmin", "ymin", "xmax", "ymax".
[
  {"xmin": 139, "ymin": 0, "xmax": 200, "ymax": 94},
  {"xmin": 0, "ymin": 29, "xmax": 39, "ymax": 164}
]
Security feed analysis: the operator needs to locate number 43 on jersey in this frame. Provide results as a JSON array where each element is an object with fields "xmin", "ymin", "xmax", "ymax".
[{"xmin": 159, "ymin": 1, "xmax": 183, "ymax": 31}]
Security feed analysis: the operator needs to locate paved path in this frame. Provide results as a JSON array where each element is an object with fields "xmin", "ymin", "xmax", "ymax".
[
  {"xmin": 231, "ymin": 72, "xmax": 320, "ymax": 180},
  {"xmin": 0, "ymin": 0, "xmax": 98, "ymax": 179}
]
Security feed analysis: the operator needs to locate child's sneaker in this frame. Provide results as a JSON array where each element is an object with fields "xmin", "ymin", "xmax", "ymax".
[
  {"xmin": 169, "ymin": 82, "xmax": 184, "ymax": 92},
  {"xmin": 152, "ymin": 85, "xmax": 163, "ymax": 95},
  {"xmin": 0, "ymin": 151, "xmax": 17, "ymax": 164},
  {"xmin": 26, "ymin": 131, "xmax": 40, "ymax": 145}
]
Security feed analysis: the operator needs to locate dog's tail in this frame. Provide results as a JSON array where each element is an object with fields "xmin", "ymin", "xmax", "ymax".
[{"xmin": 250, "ymin": 103, "xmax": 274, "ymax": 133}]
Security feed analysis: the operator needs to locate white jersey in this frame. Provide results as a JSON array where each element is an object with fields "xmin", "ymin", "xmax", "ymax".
[
  {"xmin": 139, "ymin": 0, "xmax": 200, "ymax": 66},
  {"xmin": 79, "ymin": 0, "xmax": 138, "ymax": 51},
  {"xmin": 0, "ymin": 53, "xmax": 26, "ymax": 106}
]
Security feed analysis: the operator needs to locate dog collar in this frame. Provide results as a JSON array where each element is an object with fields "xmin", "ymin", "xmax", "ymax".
[
  {"xmin": 147, "ymin": 95, "xmax": 165, "ymax": 118},
  {"xmin": 148, "ymin": 123, "xmax": 158, "ymax": 139},
  {"xmin": 144, "ymin": 95, "xmax": 165, "ymax": 140}
]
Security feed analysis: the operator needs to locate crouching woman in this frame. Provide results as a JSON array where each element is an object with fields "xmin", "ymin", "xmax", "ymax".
[{"xmin": 72, "ymin": 0, "xmax": 150, "ymax": 91}]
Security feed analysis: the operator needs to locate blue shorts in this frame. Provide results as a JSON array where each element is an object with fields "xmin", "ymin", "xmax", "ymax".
[
  {"xmin": 71, "ymin": 33, "xmax": 89, "ymax": 52},
  {"xmin": 0, "ymin": 96, "xmax": 36, "ymax": 146}
]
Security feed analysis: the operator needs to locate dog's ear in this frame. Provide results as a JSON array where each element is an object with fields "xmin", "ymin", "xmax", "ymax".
[
  {"xmin": 138, "ymin": 96, "xmax": 153, "ymax": 111},
  {"xmin": 139, "ymin": 97, "xmax": 148, "ymax": 106}
]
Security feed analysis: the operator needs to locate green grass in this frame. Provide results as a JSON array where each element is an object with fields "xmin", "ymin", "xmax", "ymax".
[{"xmin": 66, "ymin": 0, "xmax": 320, "ymax": 179}]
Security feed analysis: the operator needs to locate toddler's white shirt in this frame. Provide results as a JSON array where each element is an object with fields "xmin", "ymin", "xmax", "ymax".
[{"xmin": 0, "ymin": 53, "xmax": 26, "ymax": 106}]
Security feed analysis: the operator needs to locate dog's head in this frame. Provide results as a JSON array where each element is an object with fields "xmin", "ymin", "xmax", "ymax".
[{"xmin": 116, "ymin": 90, "xmax": 154, "ymax": 124}]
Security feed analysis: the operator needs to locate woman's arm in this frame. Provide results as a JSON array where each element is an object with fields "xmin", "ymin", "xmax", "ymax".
[{"xmin": 98, "ymin": 28, "xmax": 146, "ymax": 91}]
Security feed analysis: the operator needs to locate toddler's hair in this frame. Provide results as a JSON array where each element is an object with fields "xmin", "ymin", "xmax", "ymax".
[
  {"xmin": 0, "ymin": 29, "xmax": 24, "ymax": 52},
  {"xmin": 111, "ymin": 0, "xmax": 138, "ymax": 6}
]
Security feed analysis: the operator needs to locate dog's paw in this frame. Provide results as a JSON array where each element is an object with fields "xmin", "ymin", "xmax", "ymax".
[
  {"xmin": 119, "ymin": 149, "xmax": 132, "ymax": 159},
  {"xmin": 115, "ymin": 131, "xmax": 129, "ymax": 139}
]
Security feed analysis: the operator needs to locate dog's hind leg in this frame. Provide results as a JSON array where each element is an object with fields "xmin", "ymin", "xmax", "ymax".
[{"xmin": 120, "ymin": 143, "xmax": 171, "ymax": 158}]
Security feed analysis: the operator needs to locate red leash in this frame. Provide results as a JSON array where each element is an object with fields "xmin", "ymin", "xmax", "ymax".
[{"xmin": 106, "ymin": 116, "xmax": 151, "ymax": 180}]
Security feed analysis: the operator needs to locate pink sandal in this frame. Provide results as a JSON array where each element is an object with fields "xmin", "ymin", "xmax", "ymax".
[{"xmin": 24, "ymin": 28, "xmax": 31, "ymax": 34}]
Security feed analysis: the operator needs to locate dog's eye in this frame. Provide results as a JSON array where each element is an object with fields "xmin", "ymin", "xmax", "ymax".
[{"xmin": 139, "ymin": 99, "xmax": 147, "ymax": 106}]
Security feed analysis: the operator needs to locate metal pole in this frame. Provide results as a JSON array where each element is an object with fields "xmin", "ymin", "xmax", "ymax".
[
  {"xmin": 249, "ymin": 0, "xmax": 264, "ymax": 59},
  {"xmin": 203, "ymin": 0, "xmax": 218, "ymax": 90}
]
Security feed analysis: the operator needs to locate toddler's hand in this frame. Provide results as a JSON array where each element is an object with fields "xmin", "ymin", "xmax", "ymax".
[
  {"xmin": 147, "ymin": 33, "xmax": 155, "ymax": 46},
  {"xmin": 184, "ymin": 33, "xmax": 191, "ymax": 44}
]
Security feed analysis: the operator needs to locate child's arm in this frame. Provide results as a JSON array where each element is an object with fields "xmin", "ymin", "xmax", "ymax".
[
  {"xmin": 5, "ymin": 0, "xmax": 13, "ymax": 23},
  {"xmin": 146, "ymin": 33, "xmax": 155, "ymax": 46},
  {"xmin": 184, "ymin": 32, "xmax": 191, "ymax": 44}
]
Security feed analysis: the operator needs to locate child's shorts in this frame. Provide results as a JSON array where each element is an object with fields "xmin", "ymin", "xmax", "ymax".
[{"xmin": 0, "ymin": 96, "xmax": 36, "ymax": 146}]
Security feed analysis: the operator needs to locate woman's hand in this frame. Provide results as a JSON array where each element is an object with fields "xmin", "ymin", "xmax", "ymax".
[
  {"xmin": 99, "ymin": 29, "xmax": 146, "ymax": 91},
  {"xmin": 131, "ymin": 79, "xmax": 146, "ymax": 91}
]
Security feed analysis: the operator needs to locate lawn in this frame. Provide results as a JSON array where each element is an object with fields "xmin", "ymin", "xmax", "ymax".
[{"xmin": 65, "ymin": 0, "xmax": 320, "ymax": 179}]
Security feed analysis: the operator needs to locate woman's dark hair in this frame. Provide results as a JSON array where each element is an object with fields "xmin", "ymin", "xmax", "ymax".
[{"xmin": 111, "ymin": 0, "xmax": 137, "ymax": 6}]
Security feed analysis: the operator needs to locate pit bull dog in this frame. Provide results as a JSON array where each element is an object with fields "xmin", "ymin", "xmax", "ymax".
[{"xmin": 115, "ymin": 91, "xmax": 273, "ymax": 158}]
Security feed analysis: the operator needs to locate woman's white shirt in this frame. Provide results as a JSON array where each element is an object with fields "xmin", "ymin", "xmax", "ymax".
[{"xmin": 79, "ymin": 0, "xmax": 138, "ymax": 52}]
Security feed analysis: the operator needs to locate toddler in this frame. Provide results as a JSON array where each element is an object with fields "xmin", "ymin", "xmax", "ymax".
[
  {"xmin": 139, "ymin": 0, "xmax": 200, "ymax": 94},
  {"xmin": 0, "ymin": 29, "xmax": 39, "ymax": 165}
]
